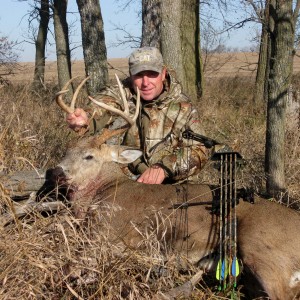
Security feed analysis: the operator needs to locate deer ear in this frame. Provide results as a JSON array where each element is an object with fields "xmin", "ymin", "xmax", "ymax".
[{"xmin": 111, "ymin": 147, "xmax": 143, "ymax": 164}]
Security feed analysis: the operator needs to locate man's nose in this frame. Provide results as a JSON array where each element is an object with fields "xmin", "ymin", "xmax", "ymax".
[{"xmin": 141, "ymin": 75, "xmax": 150, "ymax": 86}]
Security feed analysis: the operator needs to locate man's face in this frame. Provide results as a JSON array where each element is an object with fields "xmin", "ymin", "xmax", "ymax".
[{"xmin": 131, "ymin": 68, "xmax": 166, "ymax": 101}]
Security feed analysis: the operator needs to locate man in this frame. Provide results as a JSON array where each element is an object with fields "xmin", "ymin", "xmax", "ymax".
[{"xmin": 66, "ymin": 47, "xmax": 208, "ymax": 184}]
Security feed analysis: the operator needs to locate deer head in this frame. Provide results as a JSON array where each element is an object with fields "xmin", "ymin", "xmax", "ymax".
[{"xmin": 53, "ymin": 131, "xmax": 142, "ymax": 192}]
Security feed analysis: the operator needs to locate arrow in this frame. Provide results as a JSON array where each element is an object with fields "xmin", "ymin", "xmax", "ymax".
[
  {"xmin": 231, "ymin": 256, "xmax": 240, "ymax": 277},
  {"xmin": 216, "ymin": 258, "xmax": 229, "ymax": 281}
]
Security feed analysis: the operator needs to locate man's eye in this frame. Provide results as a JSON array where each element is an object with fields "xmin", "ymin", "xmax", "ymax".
[
  {"xmin": 148, "ymin": 71, "xmax": 159, "ymax": 78},
  {"xmin": 84, "ymin": 155, "xmax": 94, "ymax": 160}
]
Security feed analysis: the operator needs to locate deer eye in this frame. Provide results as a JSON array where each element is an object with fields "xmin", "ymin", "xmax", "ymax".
[{"xmin": 84, "ymin": 155, "xmax": 94, "ymax": 160}]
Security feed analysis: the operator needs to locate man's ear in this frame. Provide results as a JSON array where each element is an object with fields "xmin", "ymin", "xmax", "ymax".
[{"xmin": 161, "ymin": 67, "xmax": 167, "ymax": 81}]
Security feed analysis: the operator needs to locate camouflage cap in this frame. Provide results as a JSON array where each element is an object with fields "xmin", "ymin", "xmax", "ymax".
[{"xmin": 129, "ymin": 47, "xmax": 164, "ymax": 75}]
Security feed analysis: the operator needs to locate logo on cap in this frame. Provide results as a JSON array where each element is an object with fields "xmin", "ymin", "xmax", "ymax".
[
  {"xmin": 129, "ymin": 47, "xmax": 164, "ymax": 75},
  {"xmin": 138, "ymin": 55, "xmax": 151, "ymax": 62}
]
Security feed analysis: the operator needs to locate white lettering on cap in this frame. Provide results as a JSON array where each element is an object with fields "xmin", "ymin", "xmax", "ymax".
[{"xmin": 138, "ymin": 55, "xmax": 151, "ymax": 62}]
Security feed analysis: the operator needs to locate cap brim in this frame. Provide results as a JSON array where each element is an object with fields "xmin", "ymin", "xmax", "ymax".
[{"xmin": 130, "ymin": 64, "xmax": 162, "ymax": 75}]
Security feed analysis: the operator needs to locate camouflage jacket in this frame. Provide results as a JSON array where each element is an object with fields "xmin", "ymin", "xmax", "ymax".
[{"xmin": 87, "ymin": 73, "xmax": 209, "ymax": 182}]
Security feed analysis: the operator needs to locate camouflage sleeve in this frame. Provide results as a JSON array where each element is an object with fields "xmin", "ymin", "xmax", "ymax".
[{"xmin": 148, "ymin": 102, "xmax": 209, "ymax": 181}]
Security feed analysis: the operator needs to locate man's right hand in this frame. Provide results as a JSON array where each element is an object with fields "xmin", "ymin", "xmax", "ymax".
[{"xmin": 66, "ymin": 108, "xmax": 89, "ymax": 132}]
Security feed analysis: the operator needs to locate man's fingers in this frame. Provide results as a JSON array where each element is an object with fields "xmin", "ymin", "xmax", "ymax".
[
  {"xmin": 137, "ymin": 166, "xmax": 165, "ymax": 184},
  {"xmin": 74, "ymin": 108, "xmax": 83, "ymax": 117},
  {"xmin": 66, "ymin": 108, "xmax": 89, "ymax": 131}
]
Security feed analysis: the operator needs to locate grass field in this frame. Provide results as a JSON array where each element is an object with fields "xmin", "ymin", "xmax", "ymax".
[{"xmin": 7, "ymin": 52, "xmax": 300, "ymax": 84}]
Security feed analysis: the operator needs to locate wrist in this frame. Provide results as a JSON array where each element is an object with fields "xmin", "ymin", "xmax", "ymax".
[{"xmin": 152, "ymin": 163, "xmax": 172, "ymax": 178}]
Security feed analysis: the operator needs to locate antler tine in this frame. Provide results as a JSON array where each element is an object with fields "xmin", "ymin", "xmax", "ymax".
[
  {"xmin": 115, "ymin": 74, "xmax": 129, "ymax": 114},
  {"xmin": 55, "ymin": 76, "xmax": 80, "ymax": 114},
  {"xmin": 70, "ymin": 76, "xmax": 90, "ymax": 111},
  {"xmin": 56, "ymin": 76, "xmax": 90, "ymax": 114},
  {"xmin": 88, "ymin": 96, "xmax": 135, "ymax": 125},
  {"xmin": 132, "ymin": 87, "xmax": 140, "ymax": 122},
  {"xmin": 88, "ymin": 73, "xmax": 140, "ymax": 126},
  {"xmin": 56, "ymin": 90, "xmax": 74, "ymax": 114},
  {"xmin": 115, "ymin": 74, "xmax": 140, "ymax": 122}
]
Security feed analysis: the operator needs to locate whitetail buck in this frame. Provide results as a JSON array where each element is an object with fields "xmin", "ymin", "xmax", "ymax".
[{"xmin": 53, "ymin": 76, "xmax": 300, "ymax": 299}]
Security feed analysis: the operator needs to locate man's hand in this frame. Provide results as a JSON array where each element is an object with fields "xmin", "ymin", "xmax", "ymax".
[
  {"xmin": 137, "ymin": 165, "xmax": 166, "ymax": 184},
  {"xmin": 66, "ymin": 108, "xmax": 89, "ymax": 132}
]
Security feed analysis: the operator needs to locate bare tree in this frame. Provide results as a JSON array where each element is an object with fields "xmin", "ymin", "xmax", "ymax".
[
  {"xmin": 53, "ymin": 0, "xmax": 73, "ymax": 97},
  {"xmin": 32, "ymin": 0, "xmax": 50, "ymax": 90},
  {"xmin": 161, "ymin": 0, "xmax": 203, "ymax": 103},
  {"xmin": 246, "ymin": 0, "xmax": 270, "ymax": 108},
  {"xmin": 160, "ymin": 0, "xmax": 183, "ymax": 77},
  {"xmin": 0, "ymin": 36, "xmax": 19, "ymax": 84},
  {"xmin": 76, "ymin": 0, "xmax": 108, "ymax": 94},
  {"xmin": 265, "ymin": 0, "xmax": 300, "ymax": 197},
  {"xmin": 141, "ymin": 0, "xmax": 161, "ymax": 48},
  {"xmin": 181, "ymin": 0, "xmax": 203, "ymax": 98}
]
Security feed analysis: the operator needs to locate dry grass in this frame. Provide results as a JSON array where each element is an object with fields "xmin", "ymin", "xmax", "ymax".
[
  {"xmin": 0, "ymin": 201, "xmax": 221, "ymax": 299},
  {"xmin": 0, "ymin": 84, "xmax": 76, "ymax": 173},
  {"xmin": 0, "ymin": 210, "xmax": 172, "ymax": 298},
  {"xmin": 0, "ymin": 54, "xmax": 299, "ymax": 299},
  {"xmin": 8, "ymin": 52, "xmax": 300, "ymax": 83},
  {"xmin": 197, "ymin": 75, "xmax": 300, "ymax": 205}
]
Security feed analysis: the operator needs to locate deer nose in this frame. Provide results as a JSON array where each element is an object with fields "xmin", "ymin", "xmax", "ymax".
[{"xmin": 49, "ymin": 166, "xmax": 66, "ymax": 184}]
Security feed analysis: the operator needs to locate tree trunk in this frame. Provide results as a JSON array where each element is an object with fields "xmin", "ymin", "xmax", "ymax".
[
  {"xmin": 32, "ymin": 0, "xmax": 49, "ymax": 90},
  {"xmin": 265, "ymin": 0, "xmax": 294, "ymax": 197},
  {"xmin": 53, "ymin": 0, "xmax": 73, "ymax": 99},
  {"xmin": 253, "ymin": 0, "xmax": 269, "ymax": 110},
  {"xmin": 161, "ymin": 0, "xmax": 203, "ymax": 104},
  {"xmin": 161, "ymin": 0, "xmax": 183, "ymax": 78},
  {"xmin": 76, "ymin": 0, "xmax": 108, "ymax": 94},
  {"xmin": 141, "ymin": 0, "xmax": 161, "ymax": 49},
  {"xmin": 181, "ymin": 0, "xmax": 203, "ymax": 99}
]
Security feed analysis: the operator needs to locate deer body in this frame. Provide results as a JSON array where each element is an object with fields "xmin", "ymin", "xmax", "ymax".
[{"xmin": 52, "ymin": 135, "xmax": 300, "ymax": 300}]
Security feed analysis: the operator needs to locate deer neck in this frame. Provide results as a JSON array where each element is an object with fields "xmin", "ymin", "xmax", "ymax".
[{"xmin": 95, "ymin": 162, "xmax": 131, "ymax": 189}]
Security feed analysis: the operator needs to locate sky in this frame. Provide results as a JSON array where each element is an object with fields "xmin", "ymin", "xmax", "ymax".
[
  {"xmin": 0, "ymin": 0, "xmax": 256, "ymax": 62},
  {"xmin": 0, "ymin": 0, "xmax": 141, "ymax": 62}
]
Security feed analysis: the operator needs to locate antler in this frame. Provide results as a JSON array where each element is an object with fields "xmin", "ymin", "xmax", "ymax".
[
  {"xmin": 88, "ymin": 74, "xmax": 140, "ymax": 126},
  {"xmin": 55, "ymin": 76, "xmax": 90, "ymax": 113},
  {"xmin": 95, "ymin": 128, "xmax": 127, "ymax": 146}
]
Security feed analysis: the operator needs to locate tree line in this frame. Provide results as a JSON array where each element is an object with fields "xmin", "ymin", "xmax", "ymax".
[{"xmin": 6, "ymin": 0, "xmax": 300, "ymax": 199}]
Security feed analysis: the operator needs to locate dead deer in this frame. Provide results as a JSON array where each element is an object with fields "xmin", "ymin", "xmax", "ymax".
[{"xmin": 53, "ymin": 76, "xmax": 300, "ymax": 299}]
